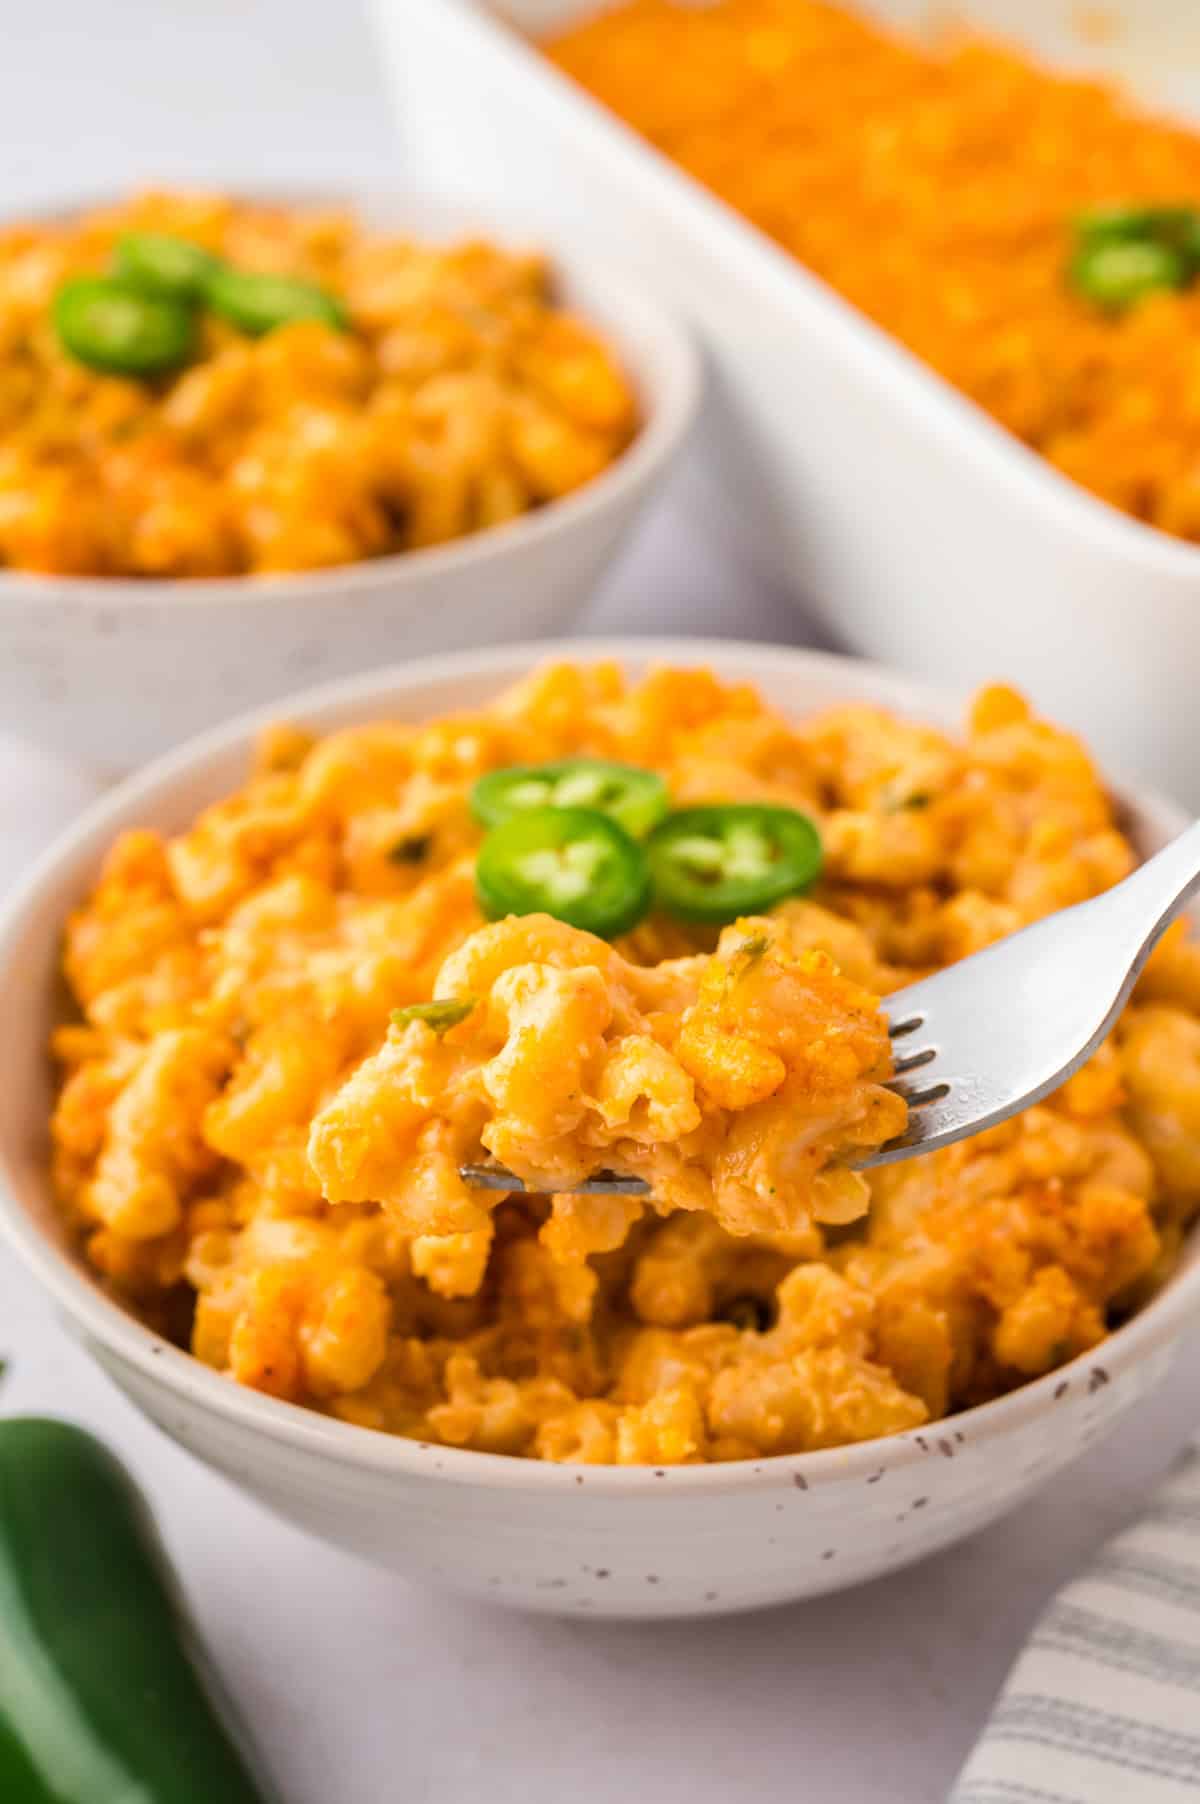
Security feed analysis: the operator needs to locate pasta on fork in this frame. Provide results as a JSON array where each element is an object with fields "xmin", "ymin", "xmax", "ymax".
[{"xmin": 308, "ymin": 911, "xmax": 906, "ymax": 1244}]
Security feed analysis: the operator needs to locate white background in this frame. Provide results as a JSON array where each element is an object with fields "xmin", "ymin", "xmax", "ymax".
[{"xmin": 1, "ymin": 5, "xmax": 1198, "ymax": 1800}]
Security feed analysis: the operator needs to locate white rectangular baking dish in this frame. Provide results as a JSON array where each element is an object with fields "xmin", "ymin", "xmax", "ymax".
[{"xmin": 377, "ymin": 0, "xmax": 1200, "ymax": 802}]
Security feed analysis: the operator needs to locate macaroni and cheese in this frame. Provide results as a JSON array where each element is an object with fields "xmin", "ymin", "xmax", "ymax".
[
  {"xmin": 50, "ymin": 664, "xmax": 1200, "ymax": 1462},
  {"xmin": 546, "ymin": 1, "xmax": 1200, "ymax": 545},
  {"xmin": 0, "ymin": 193, "xmax": 637, "ymax": 577}
]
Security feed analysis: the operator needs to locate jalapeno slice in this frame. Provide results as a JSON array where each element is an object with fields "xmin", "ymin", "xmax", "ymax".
[
  {"xmin": 207, "ymin": 267, "xmax": 347, "ymax": 336},
  {"xmin": 53, "ymin": 277, "xmax": 196, "ymax": 376},
  {"xmin": 1070, "ymin": 237, "xmax": 1187, "ymax": 311},
  {"xmin": 113, "ymin": 232, "xmax": 223, "ymax": 301},
  {"xmin": 647, "ymin": 803, "xmax": 822, "ymax": 923},
  {"xmin": 1069, "ymin": 204, "xmax": 1200, "ymax": 310},
  {"xmin": 475, "ymin": 805, "xmax": 650, "ymax": 938},
  {"xmin": 471, "ymin": 759, "xmax": 669, "ymax": 839}
]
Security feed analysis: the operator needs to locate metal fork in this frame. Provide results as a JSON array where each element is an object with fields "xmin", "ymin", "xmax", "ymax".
[{"xmin": 460, "ymin": 821, "xmax": 1200, "ymax": 1194}]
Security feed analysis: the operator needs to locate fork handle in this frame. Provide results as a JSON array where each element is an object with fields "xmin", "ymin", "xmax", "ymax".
[{"xmin": 1107, "ymin": 817, "xmax": 1200, "ymax": 982}]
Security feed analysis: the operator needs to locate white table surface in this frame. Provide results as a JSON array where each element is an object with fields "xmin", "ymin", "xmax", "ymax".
[{"xmin": 2, "ymin": 6, "xmax": 1199, "ymax": 1801}]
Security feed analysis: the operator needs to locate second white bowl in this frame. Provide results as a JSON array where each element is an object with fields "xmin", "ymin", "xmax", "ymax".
[
  {"xmin": 0, "ymin": 193, "xmax": 700, "ymax": 773},
  {"xmin": 0, "ymin": 639, "xmax": 1194, "ymax": 1619}
]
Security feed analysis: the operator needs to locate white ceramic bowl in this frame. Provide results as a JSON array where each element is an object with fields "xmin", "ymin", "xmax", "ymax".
[
  {"xmin": 0, "ymin": 639, "xmax": 1194, "ymax": 1621},
  {"xmin": 0, "ymin": 194, "xmax": 699, "ymax": 775},
  {"xmin": 384, "ymin": 0, "xmax": 1200, "ymax": 804}
]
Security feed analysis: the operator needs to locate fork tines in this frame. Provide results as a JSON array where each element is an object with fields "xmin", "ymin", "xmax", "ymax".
[
  {"xmin": 884, "ymin": 1008, "xmax": 948, "ymax": 1111},
  {"xmin": 459, "ymin": 1163, "xmax": 651, "ymax": 1196}
]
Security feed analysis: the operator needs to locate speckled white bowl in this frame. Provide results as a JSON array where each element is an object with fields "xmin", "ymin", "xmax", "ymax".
[
  {"xmin": 0, "ymin": 195, "xmax": 699, "ymax": 775},
  {"xmin": 0, "ymin": 640, "xmax": 1195, "ymax": 1620}
]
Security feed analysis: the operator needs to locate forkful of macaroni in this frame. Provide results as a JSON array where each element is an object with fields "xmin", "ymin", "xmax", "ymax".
[
  {"xmin": 457, "ymin": 819, "xmax": 1200, "ymax": 1201},
  {"xmin": 305, "ymin": 742, "xmax": 1200, "ymax": 1244}
]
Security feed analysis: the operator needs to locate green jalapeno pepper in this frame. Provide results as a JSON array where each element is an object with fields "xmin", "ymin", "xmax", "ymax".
[
  {"xmin": 113, "ymin": 233, "xmax": 223, "ymax": 302},
  {"xmin": 0, "ymin": 1416, "xmax": 277, "ymax": 1803},
  {"xmin": 646, "ymin": 802, "xmax": 822, "ymax": 923},
  {"xmin": 53, "ymin": 277, "xmax": 196, "ymax": 375},
  {"xmin": 471, "ymin": 759, "xmax": 669, "ymax": 840},
  {"xmin": 1069, "ymin": 203, "xmax": 1200, "ymax": 310},
  {"xmin": 475, "ymin": 805, "xmax": 650, "ymax": 938},
  {"xmin": 206, "ymin": 267, "xmax": 347, "ymax": 336},
  {"xmin": 1070, "ymin": 237, "xmax": 1188, "ymax": 311}
]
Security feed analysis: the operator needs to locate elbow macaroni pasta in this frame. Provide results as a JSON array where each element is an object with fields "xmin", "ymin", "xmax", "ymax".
[
  {"xmin": 307, "ymin": 912, "xmax": 904, "ymax": 1241},
  {"xmin": 51, "ymin": 664, "xmax": 1200, "ymax": 1462}
]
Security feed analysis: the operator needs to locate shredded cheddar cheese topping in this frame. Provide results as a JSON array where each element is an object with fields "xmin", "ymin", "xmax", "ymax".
[{"xmin": 546, "ymin": 0, "xmax": 1200, "ymax": 544}]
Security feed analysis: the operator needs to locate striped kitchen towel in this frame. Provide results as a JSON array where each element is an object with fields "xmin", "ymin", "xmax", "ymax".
[{"xmin": 949, "ymin": 1445, "xmax": 1200, "ymax": 1802}]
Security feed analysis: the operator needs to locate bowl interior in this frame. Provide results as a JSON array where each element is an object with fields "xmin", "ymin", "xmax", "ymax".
[{"xmin": 1, "ymin": 638, "xmax": 1197, "ymax": 1486}]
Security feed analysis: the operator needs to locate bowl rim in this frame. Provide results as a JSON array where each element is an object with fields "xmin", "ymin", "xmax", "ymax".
[
  {"xmin": 0, "ymin": 187, "xmax": 701, "ymax": 607},
  {"xmin": 435, "ymin": 0, "xmax": 1200, "ymax": 582},
  {"xmin": 1, "ymin": 635, "xmax": 1196, "ymax": 1497}
]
